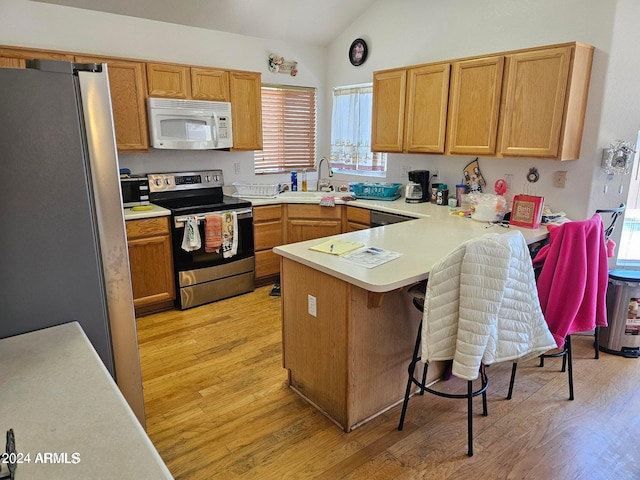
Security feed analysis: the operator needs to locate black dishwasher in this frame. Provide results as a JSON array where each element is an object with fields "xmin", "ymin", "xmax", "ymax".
[{"xmin": 370, "ymin": 210, "xmax": 414, "ymax": 227}]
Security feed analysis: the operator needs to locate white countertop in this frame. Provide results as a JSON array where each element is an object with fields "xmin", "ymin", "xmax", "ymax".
[
  {"xmin": 273, "ymin": 201, "xmax": 548, "ymax": 293},
  {"xmin": 0, "ymin": 322, "xmax": 173, "ymax": 479},
  {"xmin": 123, "ymin": 204, "xmax": 171, "ymax": 220}
]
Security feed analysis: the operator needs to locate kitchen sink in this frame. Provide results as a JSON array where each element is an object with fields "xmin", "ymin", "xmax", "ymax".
[{"xmin": 278, "ymin": 191, "xmax": 331, "ymax": 198}]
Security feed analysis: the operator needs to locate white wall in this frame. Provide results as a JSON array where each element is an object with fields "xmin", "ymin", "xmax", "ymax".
[{"xmin": 2, "ymin": 0, "xmax": 638, "ymax": 220}]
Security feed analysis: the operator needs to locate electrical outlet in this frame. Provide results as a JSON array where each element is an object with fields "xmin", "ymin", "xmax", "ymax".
[
  {"xmin": 308, "ymin": 294, "xmax": 317, "ymax": 317},
  {"xmin": 402, "ymin": 165, "xmax": 411, "ymax": 178},
  {"xmin": 234, "ymin": 162, "xmax": 241, "ymax": 175},
  {"xmin": 553, "ymin": 171, "xmax": 567, "ymax": 188},
  {"xmin": 432, "ymin": 169, "xmax": 439, "ymax": 179}
]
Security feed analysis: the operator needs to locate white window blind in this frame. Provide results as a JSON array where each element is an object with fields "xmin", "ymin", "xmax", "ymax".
[{"xmin": 255, "ymin": 85, "xmax": 317, "ymax": 173}]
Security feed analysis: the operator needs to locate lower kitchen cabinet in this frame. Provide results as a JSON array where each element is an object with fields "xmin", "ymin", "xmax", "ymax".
[
  {"xmin": 253, "ymin": 205, "xmax": 284, "ymax": 286},
  {"xmin": 344, "ymin": 206, "xmax": 371, "ymax": 232},
  {"xmin": 126, "ymin": 217, "xmax": 175, "ymax": 316}
]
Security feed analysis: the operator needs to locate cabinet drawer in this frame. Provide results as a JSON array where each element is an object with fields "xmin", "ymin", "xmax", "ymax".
[
  {"xmin": 126, "ymin": 217, "xmax": 170, "ymax": 239},
  {"xmin": 254, "ymin": 204, "xmax": 282, "ymax": 222},
  {"xmin": 346, "ymin": 206, "xmax": 370, "ymax": 225},
  {"xmin": 254, "ymin": 220, "xmax": 283, "ymax": 250},
  {"xmin": 287, "ymin": 204, "xmax": 342, "ymax": 220}
]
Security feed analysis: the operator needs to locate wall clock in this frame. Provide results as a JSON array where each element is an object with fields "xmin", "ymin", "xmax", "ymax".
[{"xmin": 349, "ymin": 38, "xmax": 368, "ymax": 66}]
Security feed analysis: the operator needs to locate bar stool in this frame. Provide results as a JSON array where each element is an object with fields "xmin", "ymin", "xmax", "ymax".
[
  {"xmin": 398, "ymin": 281, "xmax": 488, "ymax": 457},
  {"xmin": 507, "ymin": 214, "xmax": 609, "ymax": 400},
  {"xmin": 397, "ymin": 231, "xmax": 555, "ymax": 457}
]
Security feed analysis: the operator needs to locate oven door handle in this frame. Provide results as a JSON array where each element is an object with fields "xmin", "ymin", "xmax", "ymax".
[{"xmin": 174, "ymin": 208, "xmax": 253, "ymax": 228}]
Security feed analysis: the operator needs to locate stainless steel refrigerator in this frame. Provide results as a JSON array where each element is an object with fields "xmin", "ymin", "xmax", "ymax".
[{"xmin": 0, "ymin": 60, "xmax": 146, "ymax": 425}]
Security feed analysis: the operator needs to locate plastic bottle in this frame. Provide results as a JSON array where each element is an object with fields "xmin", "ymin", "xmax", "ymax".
[
  {"xmin": 291, "ymin": 171, "xmax": 298, "ymax": 191},
  {"xmin": 301, "ymin": 169, "xmax": 308, "ymax": 192}
]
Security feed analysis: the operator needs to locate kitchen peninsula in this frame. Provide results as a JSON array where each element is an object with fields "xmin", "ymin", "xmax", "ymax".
[{"xmin": 273, "ymin": 203, "xmax": 548, "ymax": 432}]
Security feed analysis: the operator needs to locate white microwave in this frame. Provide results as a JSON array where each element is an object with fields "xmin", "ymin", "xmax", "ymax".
[{"xmin": 147, "ymin": 97, "xmax": 233, "ymax": 150}]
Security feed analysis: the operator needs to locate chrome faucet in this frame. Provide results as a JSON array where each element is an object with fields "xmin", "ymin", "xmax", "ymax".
[{"xmin": 316, "ymin": 157, "xmax": 334, "ymax": 192}]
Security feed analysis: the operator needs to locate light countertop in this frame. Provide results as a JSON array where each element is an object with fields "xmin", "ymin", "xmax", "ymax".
[
  {"xmin": 0, "ymin": 322, "xmax": 173, "ymax": 479},
  {"xmin": 273, "ymin": 201, "xmax": 548, "ymax": 293},
  {"xmin": 123, "ymin": 204, "xmax": 171, "ymax": 220}
]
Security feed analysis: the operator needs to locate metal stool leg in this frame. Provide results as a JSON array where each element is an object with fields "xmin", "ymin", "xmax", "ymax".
[
  {"xmin": 567, "ymin": 335, "xmax": 574, "ymax": 400},
  {"xmin": 467, "ymin": 380, "xmax": 473, "ymax": 457},
  {"xmin": 507, "ymin": 362, "xmax": 517, "ymax": 400},
  {"xmin": 398, "ymin": 321, "xmax": 423, "ymax": 431},
  {"xmin": 594, "ymin": 326, "xmax": 600, "ymax": 359}
]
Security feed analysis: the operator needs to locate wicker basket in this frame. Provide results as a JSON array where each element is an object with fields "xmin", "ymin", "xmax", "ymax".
[{"xmin": 232, "ymin": 182, "xmax": 279, "ymax": 198}]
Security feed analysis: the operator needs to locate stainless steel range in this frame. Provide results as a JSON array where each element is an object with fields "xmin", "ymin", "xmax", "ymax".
[{"xmin": 148, "ymin": 170, "xmax": 254, "ymax": 309}]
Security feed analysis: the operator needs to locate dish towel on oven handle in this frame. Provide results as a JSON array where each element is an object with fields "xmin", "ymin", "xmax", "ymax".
[
  {"xmin": 181, "ymin": 215, "xmax": 201, "ymax": 252},
  {"xmin": 221, "ymin": 211, "xmax": 238, "ymax": 258},
  {"xmin": 204, "ymin": 214, "xmax": 223, "ymax": 253}
]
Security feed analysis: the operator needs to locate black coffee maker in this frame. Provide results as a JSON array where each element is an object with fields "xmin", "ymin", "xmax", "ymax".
[{"xmin": 407, "ymin": 170, "xmax": 430, "ymax": 203}]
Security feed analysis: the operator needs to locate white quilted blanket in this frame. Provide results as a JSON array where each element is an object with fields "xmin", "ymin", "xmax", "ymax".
[{"xmin": 421, "ymin": 230, "xmax": 556, "ymax": 380}]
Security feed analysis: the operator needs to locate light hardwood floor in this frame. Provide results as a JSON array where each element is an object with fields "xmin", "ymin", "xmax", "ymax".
[{"xmin": 137, "ymin": 285, "xmax": 640, "ymax": 479}]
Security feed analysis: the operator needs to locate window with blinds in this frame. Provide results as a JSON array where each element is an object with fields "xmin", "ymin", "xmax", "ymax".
[{"xmin": 255, "ymin": 85, "xmax": 317, "ymax": 173}]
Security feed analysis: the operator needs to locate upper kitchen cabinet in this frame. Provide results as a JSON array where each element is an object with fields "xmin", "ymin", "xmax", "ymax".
[
  {"xmin": 446, "ymin": 56, "xmax": 504, "ymax": 156},
  {"xmin": 191, "ymin": 68, "xmax": 230, "ymax": 101},
  {"xmin": 229, "ymin": 71, "xmax": 263, "ymax": 150},
  {"xmin": 0, "ymin": 46, "xmax": 74, "ymax": 68},
  {"xmin": 372, "ymin": 64, "xmax": 450, "ymax": 154},
  {"xmin": 146, "ymin": 63, "xmax": 191, "ymax": 99},
  {"xmin": 497, "ymin": 43, "xmax": 593, "ymax": 160},
  {"xmin": 371, "ymin": 69, "xmax": 407, "ymax": 152},
  {"xmin": 404, "ymin": 63, "xmax": 450, "ymax": 153},
  {"xmin": 371, "ymin": 42, "xmax": 593, "ymax": 161},
  {"xmin": 147, "ymin": 63, "xmax": 231, "ymax": 101},
  {"xmin": 76, "ymin": 56, "xmax": 149, "ymax": 152}
]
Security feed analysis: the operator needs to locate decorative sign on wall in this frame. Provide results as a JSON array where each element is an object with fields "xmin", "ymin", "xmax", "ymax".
[
  {"xmin": 268, "ymin": 54, "xmax": 298, "ymax": 76},
  {"xmin": 602, "ymin": 139, "xmax": 636, "ymax": 175}
]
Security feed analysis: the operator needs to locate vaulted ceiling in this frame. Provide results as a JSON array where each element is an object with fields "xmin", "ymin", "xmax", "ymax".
[{"xmin": 32, "ymin": 0, "xmax": 376, "ymax": 47}]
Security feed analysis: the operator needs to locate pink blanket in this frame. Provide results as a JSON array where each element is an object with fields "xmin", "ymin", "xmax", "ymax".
[{"xmin": 533, "ymin": 215, "xmax": 609, "ymax": 348}]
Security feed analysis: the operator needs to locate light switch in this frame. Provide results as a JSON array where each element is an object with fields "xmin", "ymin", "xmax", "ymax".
[{"xmin": 308, "ymin": 294, "xmax": 317, "ymax": 317}]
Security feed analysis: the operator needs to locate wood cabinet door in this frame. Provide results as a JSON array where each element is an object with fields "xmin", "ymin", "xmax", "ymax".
[
  {"xmin": 498, "ymin": 46, "xmax": 572, "ymax": 158},
  {"xmin": 191, "ymin": 68, "xmax": 230, "ymax": 101},
  {"xmin": 371, "ymin": 69, "xmax": 407, "ymax": 152},
  {"xmin": 446, "ymin": 56, "xmax": 504, "ymax": 155},
  {"xmin": 229, "ymin": 71, "xmax": 263, "ymax": 150},
  {"xmin": 126, "ymin": 218, "xmax": 175, "ymax": 311},
  {"xmin": 128, "ymin": 235, "xmax": 175, "ymax": 308},
  {"xmin": 0, "ymin": 47, "xmax": 74, "ymax": 68},
  {"xmin": 404, "ymin": 63, "xmax": 450, "ymax": 153},
  {"xmin": 146, "ymin": 63, "xmax": 191, "ymax": 99},
  {"xmin": 76, "ymin": 56, "xmax": 149, "ymax": 151}
]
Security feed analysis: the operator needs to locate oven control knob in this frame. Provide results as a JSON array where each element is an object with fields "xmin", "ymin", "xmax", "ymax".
[
  {"xmin": 165, "ymin": 179, "xmax": 172, "ymax": 185},
  {"xmin": 204, "ymin": 175, "xmax": 210, "ymax": 183},
  {"xmin": 153, "ymin": 178, "xmax": 162, "ymax": 186}
]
